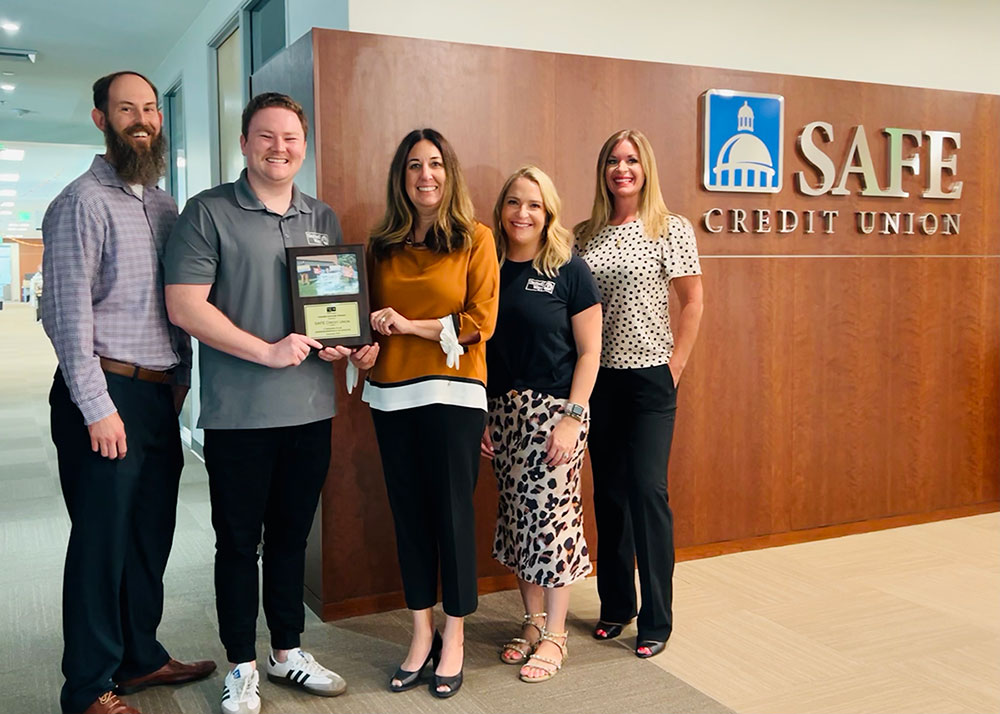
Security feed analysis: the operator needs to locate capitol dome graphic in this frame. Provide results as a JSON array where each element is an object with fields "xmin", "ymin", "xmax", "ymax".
[
  {"xmin": 712, "ymin": 102, "xmax": 775, "ymax": 189},
  {"xmin": 702, "ymin": 90, "xmax": 784, "ymax": 193}
]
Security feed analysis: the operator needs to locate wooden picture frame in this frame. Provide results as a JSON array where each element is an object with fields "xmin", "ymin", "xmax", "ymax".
[{"xmin": 286, "ymin": 244, "xmax": 372, "ymax": 349}]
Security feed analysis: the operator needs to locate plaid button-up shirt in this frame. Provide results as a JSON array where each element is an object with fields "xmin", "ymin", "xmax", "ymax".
[{"xmin": 41, "ymin": 155, "xmax": 190, "ymax": 424}]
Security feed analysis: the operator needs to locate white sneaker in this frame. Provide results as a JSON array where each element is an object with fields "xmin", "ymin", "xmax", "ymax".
[
  {"xmin": 221, "ymin": 663, "xmax": 260, "ymax": 714},
  {"xmin": 266, "ymin": 648, "xmax": 347, "ymax": 697}
]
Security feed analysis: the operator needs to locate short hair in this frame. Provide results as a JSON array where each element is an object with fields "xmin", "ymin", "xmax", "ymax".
[
  {"xmin": 92, "ymin": 71, "xmax": 159, "ymax": 114},
  {"xmin": 574, "ymin": 128, "xmax": 671, "ymax": 246},
  {"xmin": 369, "ymin": 128, "xmax": 475, "ymax": 259},
  {"xmin": 493, "ymin": 165, "xmax": 572, "ymax": 278},
  {"xmin": 241, "ymin": 92, "xmax": 308, "ymax": 139}
]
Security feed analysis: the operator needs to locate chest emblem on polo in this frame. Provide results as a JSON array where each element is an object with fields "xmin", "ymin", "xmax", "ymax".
[
  {"xmin": 525, "ymin": 278, "xmax": 555, "ymax": 294},
  {"xmin": 305, "ymin": 231, "xmax": 330, "ymax": 246}
]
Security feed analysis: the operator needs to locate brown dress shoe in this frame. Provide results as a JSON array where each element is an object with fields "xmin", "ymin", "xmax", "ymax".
[
  {"xmin": 82, "ymin": 691, "xmax": 140, "ymax": 714},
  {"xmin": 116, "ymin": 658, "xmax": 217, "ymax": 694}
]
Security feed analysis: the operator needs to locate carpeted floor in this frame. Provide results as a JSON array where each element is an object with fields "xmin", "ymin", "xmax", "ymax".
[{"xmin": 0, "ymin": 302, "xmax": 732, "ymax": 714}]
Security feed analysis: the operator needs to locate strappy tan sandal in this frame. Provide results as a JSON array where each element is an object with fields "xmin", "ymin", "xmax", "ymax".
[
  {"xmin": 500, "ymin": 612, "xmax": 546, "ymax": 665},
  {"xmin": 519, "ymin": 629, "xmax": 567, "ymax": 683}
]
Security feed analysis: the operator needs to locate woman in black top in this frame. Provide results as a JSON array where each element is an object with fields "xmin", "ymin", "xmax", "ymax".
[{"xmin": 482, "ymin": 166, "xmax": 602, "ymax": 683}]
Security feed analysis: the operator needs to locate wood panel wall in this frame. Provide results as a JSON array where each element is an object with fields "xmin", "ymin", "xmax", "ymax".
[{"xmin": 282, "ymin": 29, "xmax": 999, "ymax": 619}]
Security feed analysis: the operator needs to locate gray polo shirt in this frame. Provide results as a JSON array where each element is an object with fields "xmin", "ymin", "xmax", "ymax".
[{"xmin": 164, "ymin": 170, "xmax": 343, "ymax": 429}]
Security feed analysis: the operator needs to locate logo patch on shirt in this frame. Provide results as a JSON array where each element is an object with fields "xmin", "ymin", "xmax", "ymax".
[
  {"xmin": 305, "ymin": 231, "xmax": 329, "ymax": 246},
  {"xmin": 525, "ymin": 278, "xmax": 555, "ymax": 294}
]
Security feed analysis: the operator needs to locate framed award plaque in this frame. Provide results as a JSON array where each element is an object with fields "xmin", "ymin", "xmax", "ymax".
[{"xmin": 286, "ymin": 244, "xmax": 373, "ymax": 349}]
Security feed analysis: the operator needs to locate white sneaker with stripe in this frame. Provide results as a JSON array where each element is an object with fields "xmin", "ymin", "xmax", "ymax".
[
  {"xmin": 266, "ymin": 648, "xmax": 347, "ymax": 697},
  {"xmin": 221, "ymin": 663, "xmax": 260, "ymax": 714}
]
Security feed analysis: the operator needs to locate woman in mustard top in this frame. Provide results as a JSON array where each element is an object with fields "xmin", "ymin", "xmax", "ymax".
[{"xmin": 363, "ymin": 128, "xmax": 499, "ymax": 698}]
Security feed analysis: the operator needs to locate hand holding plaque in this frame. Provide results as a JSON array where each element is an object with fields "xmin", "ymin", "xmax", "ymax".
[{"xmin": 286, "ymin": 244, "xmax": 373, "ymax": 349}]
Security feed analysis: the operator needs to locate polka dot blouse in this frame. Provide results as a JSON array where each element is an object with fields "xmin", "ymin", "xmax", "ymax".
[{"xmin": 579, "ymin": 214, "xmax": 701, "ymax": 369}]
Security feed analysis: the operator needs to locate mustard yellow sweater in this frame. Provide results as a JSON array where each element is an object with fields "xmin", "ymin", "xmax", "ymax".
[{"xmin": 363, "ymin": 222, "xmax": 499, "ymax": 411}]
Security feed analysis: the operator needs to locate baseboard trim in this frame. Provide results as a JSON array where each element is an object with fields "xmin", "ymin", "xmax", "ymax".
[
  {"xmin": 676, "ymin": 502, "xmax": 1000, "ymax": 561},
  {"xmin": 312, "ymin": 502, "xmax": 999, "ymax": 621}
]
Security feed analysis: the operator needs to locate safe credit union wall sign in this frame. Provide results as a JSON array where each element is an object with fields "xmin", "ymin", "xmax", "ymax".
[{"xmin": 700, "ymin": 89, "xmax": 963, "ymax": 237}]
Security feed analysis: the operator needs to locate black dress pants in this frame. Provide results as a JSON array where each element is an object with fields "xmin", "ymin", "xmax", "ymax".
[
  {"xmin": 50, "ymin": 369, "xmax": 182, "ymax": 714},
  {"xmin": 588, "ymin": 364, "xmax": 678, "ymax": 642},
  {"xmin": 203, "ymin": 418, "xmax": 331, "ymax": 665},
  {"xmin": 371, "ymin": 404, "xmax": 484, "ymax": 617}
]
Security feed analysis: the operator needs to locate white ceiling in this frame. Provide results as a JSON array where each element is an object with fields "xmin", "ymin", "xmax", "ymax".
[
  {"xmin": 0, "ymin": 0, "xmax": 209, "ymax": 143},
  {"xmin": 0, "ymin": 0, "xmax": 208, "ymax": 239}
]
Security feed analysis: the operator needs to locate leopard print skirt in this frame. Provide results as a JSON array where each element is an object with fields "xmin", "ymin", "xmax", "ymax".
[{"xmin": 487, "ymin": 389, "xmax": 592, "ymax": 587}]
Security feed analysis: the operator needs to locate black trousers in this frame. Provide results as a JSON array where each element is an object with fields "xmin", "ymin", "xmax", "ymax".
[
  {"xmin": 203, "ymin": 419, "xmax": 331, "ymax": 665},
  {"xmin": 50, "ymin": 369, "xmax": 182, "ymax": 714},
  {"xmin": 588, "ymin": 364, "xmax": 678, "ymax": 642},
  {"xmin": 371, "ymin": 404, "xmax": 484, "ymax": 617}
]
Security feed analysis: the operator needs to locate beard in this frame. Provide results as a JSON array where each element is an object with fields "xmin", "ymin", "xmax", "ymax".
[{"xmin": 104, "ymin": 121, "xmax": 167, "ymax": 186}]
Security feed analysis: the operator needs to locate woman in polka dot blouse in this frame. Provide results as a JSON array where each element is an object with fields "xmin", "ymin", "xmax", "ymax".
[{"xmin": 575, "ymin": 128, "xmax": 704, "ymax": 659}]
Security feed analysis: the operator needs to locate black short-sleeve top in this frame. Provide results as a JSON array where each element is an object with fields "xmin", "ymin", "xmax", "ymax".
[
  {"xmin": 578, "ymin": 214, "xmax": 701, "ymax": 369},
  {"xmin": 486, "ymin": 255, "xmax": 601, "ymax": 399}
]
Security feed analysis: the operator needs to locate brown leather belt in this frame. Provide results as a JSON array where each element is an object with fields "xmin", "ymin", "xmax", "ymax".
[{"xmin": 99, "ymin": 357, "xmax": 173, "ymax": 384}]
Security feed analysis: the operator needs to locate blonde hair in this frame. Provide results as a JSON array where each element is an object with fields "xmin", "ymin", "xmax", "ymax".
[
  {"xmin": 574, "ymin": 129, "xmax": 671, "ymax": 246},
  {"xmin": 369, "ymin": 128, "xmax": 476, "ymax": 260},
  {"xmin": 492, "ymin": 166, "xmax": 572, "ymax": 278}
]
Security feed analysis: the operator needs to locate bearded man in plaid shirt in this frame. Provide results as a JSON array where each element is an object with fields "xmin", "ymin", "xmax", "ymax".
[{"xmin": 41, "ymin": 71, "xmax": 215, "ymax": 714}]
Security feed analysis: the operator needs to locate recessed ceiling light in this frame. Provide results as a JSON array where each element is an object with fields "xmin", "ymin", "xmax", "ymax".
[
  {"xmin": 0, "ymin": 202, "xmax": 11, "ymax": 207},
  {"xmin": 0, "ymin": 148, "xmax": 23, "ymax": 161},
  {"xmin": 0, "ymin": 210, "xmax": 12, "ymax": 215},
  {"xmin": 1, "ymin": 20, "xmax": 20, "ymax": 33},
  {"xmin": 0, "ymin": 173, "xmax": 19, "ymax": 182},
  {"xmin": 0, "ymin": 189, "xmax": 16, "ymax": 196},
  {"xmin": 0, "ymin": 84, "xmax": 14, "ymax": 92}
]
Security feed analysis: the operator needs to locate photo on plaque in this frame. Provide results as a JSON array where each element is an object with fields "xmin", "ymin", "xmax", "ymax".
[
  {"xmin": 286, "ymin": 244, "xmax": 372, "ymax": 349},
  {"xmin": 295, "ymin": 252, "xmax": 360, "ymax": 297}
]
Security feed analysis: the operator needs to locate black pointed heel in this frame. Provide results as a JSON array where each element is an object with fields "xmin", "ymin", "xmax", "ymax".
[{"xmin": 389, "ymin": 630, "xmax": 442, "ymax": 692}]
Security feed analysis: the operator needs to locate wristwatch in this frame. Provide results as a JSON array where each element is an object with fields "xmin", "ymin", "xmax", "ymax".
[{"xmin": 563, "ymin": 402, "xmax": 587, "ymax": 422}]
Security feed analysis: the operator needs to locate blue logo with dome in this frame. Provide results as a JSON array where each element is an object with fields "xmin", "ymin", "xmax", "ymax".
[{"xmin": 702, "ymin": 90, "xmax": 784, "ymax": 193}]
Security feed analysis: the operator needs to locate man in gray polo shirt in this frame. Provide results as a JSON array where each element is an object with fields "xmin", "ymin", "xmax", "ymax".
[{"xmin": 164, "ymin": 93, "xmax": 377, "ymax": 714}]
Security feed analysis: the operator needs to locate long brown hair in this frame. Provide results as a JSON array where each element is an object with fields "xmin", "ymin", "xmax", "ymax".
[
  {"xmin": 574, "ymin": 129, "xmax": 671, "ymax": 246},
  {"xmin": 369, "ymin": 128, "xmax": 475, "ymax": 260}
]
